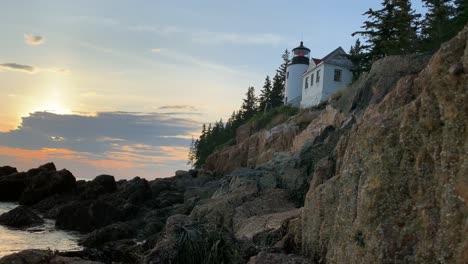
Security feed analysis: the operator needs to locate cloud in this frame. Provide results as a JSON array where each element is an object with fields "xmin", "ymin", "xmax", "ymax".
[
  {"xmin": 0, "ymin": 63, "xmax": 66, "ymax": 74},
  {"xmin": 0, "ymin": 63, "xmax": 34, "ymax": 73},
  {"xmin": 0, "ymin": 111, "xmax": 199, "ymax": 179},
  {"xmin": 158, "ymin": 105, "xmax": 197, "ymax": 111},
  {"xmin": 24, "ymin": 34, "xmax": 45, "ymax": 45},
  {"xmin": 150, "ymin": 48, "xmax": 162, "ymax": 53}
]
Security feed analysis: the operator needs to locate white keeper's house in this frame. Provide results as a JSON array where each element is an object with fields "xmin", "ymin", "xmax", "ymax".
[{"xmin": 284, "ymin": 41, "xmax": 354, "ymax": 108}]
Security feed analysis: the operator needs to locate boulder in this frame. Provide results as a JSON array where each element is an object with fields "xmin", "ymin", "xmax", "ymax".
[
  {"xmin": 81, "ymin": 175, "xmax": 116, "ymax": 199},
  {"xmin": 0, "ymin": 166, "xmax": 17, "ymax": 177},
  {"xmin": 233, "ymin": 189, "xmax": 299, "ymax": 244},
  {"xmin": 116, "ymin": 177, "xmax": 151, "ymax": 204},
  {"xmin": 0, "ymin": 249, "xmax": 54, "ymax": 264},
  {"xmin": 0, "ymin": 206, "xmax": 44, "ymax": 228},
  {"xmin": 212, "ymin": 168, "xmax": 276, "ymax": 198},
  {"xmin": 98, "ymin": 239, "xmax": 142, "ymax": 264},
  {"xmin": 26, "ymin": 163, "xmax": 57, "ymax": 176},
  {"xmin": 56, "ymin": 200, "xmax": 122, "ymax": 233},
  {"xmin": 144, "ymin": 214, "xmax": 192, "ymax": 264},
  {"xmin": 31, "ymin": 195, "xmax": 77, "ymax": 219},
  {"xmin": 150, "ymin": 179, "xmax": 177, "ymax": 197},
  {"xmin": 80, "ymin": 222, "xmax": 136, "ymax": 248},
  {"xmin": 0, "ymin": 172, "xmax": 30, "ymax": 201},
  {"xmin": 20, "ymin": 169, "xmax": 76, "ymax": 205}
]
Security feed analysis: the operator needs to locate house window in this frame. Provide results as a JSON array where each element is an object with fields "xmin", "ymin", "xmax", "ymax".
[
  {"xmin": 334, "ymin": 69, "xmax": 342, "ymax": 81},
  {"xmin": 310, "ymin": 73, "xmax": 314, "ymax": 85},
  {"xmin": 316, "ymin": 70, "xmax": 320, "ymax": 83},
  {"xmin": 305, "ymin": 77, "xmax": 309, "ymax": 89}
]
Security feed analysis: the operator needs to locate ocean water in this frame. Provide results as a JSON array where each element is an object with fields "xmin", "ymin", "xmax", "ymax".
[{"xmin": 0, "ymin": 202, "xmax": 83, "ymax": 258}]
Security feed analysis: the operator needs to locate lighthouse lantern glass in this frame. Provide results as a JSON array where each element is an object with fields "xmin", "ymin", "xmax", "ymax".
[{"xmin": 293, "ymin": 48, "xmax": 310, "ymax": 58}]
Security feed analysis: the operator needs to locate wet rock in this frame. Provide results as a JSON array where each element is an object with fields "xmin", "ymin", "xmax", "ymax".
[
  {"xmin": 80, "ymin": 222, "xmax": 136, "ymax": 248},
  {"xmin": 0, "ymin": 172, "xmax": 30, "ymax": 201},
  {"xmin": 56, "ymin": 200, "xmax": 122, "ymax": 233},
  {"xmin": 0, "ymin": 249, "xmax": 54, "ymax": 264},
  {"xmin": 0, "ymin": 206, "xmax": 44, "ymax": 228}
]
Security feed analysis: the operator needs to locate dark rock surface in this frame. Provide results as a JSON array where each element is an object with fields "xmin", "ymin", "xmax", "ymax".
[
  {"xmin": 56, "ymin": 200, "xmax": 123, "ymax": 233},
  {"xmin": 20, "ymin": 169, "xmax": 76, "ymax": 205},
  {"xmin": 0, "ymin": 166, "xmax": 17, "ymax": 177},
  {"xmin": 0, "ymin": 206, "xmax": 44, "ymax": 228},
  {"xmin": 81, "ymin": 175, "xmax": 116, "ymax": 199},
  {"xmin": 0, "ymin": 249, "xmax": 103, "ymax": 264}
]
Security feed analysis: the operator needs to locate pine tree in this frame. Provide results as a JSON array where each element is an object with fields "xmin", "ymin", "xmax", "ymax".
[
  {"xmin": 353, "ymin": 0, "xmax": 420, "ymax": 61},
  {"xmin": 453, "ymin": 0, "xmax": 468, "ymax": 33},
  {"xmin": 421, "ymin": 0, "xmax": 456, "ymax": 52},
  {"xmin": 270, "ymin": 73, "xmax": 284, "ymax": 108},
  {"xmin": 277, "ymin": 49, "xmax": 290, "ymax": 88},
  {"xmin": 348, "ymin": 39, "xmax": 371, "ymax": 79},
  {"xmin": 258, "ymin": 75, "xmax": 272, "ymax": 112},
  {"xmin": 188, "ymin": 137, "xmax": 197, "ymax": 166},
  {"xmin": 240, "ymin": 86, "xmax": 258, "ymax": 121}
]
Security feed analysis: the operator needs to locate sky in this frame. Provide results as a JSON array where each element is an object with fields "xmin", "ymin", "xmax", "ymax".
[{"xmin": 0, "ymin": 0, "xmax": 425, "ymax": 179}]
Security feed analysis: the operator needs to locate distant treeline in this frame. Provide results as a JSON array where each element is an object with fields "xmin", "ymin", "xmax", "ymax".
[{"xmin": 189, "ymin": 0, "xmax": 468, "ymax": 168}]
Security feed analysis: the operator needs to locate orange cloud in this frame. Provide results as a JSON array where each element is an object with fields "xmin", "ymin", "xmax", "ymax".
[
  {"xmin": 0, "ymin": 146, "xmax": 82, "ymax": 161},
  {"xmin": 0, "ymin": 145, "xmax": 189, "ymax": 180}
]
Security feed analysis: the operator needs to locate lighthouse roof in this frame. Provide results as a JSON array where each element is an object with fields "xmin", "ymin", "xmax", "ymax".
[{"xmin": 292, "ymin": 41, "xmax": 310, "ymax": 52}]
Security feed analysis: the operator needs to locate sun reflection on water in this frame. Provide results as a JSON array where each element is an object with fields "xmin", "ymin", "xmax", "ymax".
[{"xmin": 0, "ymin": 202, "xmax": 83, "ymax": 258}]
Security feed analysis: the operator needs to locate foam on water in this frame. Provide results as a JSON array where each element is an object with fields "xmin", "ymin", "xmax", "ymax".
[{"xmin": 0, "ymin": 202, "xmax": 83, "ymax": 258}]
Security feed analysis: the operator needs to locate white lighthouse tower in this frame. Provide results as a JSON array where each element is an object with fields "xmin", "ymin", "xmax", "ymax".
[{"xmin": 284, "ymin": 41, "xmax": 310, "ymax": 107}]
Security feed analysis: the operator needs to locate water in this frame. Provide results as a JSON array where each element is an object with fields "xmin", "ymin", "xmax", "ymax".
[{"xmin": 0, "ymin": 202, "xmax": 83, "ymax": 258}]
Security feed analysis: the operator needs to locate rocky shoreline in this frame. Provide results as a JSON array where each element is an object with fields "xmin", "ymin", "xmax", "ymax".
[{"xmin": 0, "ymin": 27, "xmax": 466, "ymax": 264}]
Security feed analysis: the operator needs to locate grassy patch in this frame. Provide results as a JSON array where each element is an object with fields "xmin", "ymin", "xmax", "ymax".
[{"xmin": 248, "ymin": 105, "xmax": 299, "ymax": 131}]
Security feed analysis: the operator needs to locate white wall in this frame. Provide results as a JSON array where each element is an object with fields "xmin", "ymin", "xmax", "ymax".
[
  {"xmin": 285, "ymin": 63, "xmax": 308, "ymax": 106},
  {"xmin": 300, "ymin": 64, "xmax": 353, "ymax": 108},
  {"xmin": 300, "ymin": 64, "xmax": 324, "ymax": 108},
  {"xmin": 321, "ymin": 64, "xmax": 353, "ymax": 100}
]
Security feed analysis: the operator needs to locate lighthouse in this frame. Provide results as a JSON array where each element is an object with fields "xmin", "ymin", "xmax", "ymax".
[{"xmin": 284, "ymin": 41, "xmax": 310, "ymax": 107}]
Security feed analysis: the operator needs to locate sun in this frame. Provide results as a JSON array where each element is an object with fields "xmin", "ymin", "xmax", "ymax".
[{"xmin": 36, "ymin": 102, "xmax": 72, "ymax": 115}]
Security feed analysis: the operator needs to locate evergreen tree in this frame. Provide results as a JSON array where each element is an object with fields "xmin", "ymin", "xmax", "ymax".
[
  {"xmin": 277, "ymin": 49, "xmax": 290, "ymax": 88},
  {"xmin": 270, "ymin": 73, "xmax": 284, "ymax": 108},
  {"xmin": 453, "ymin": 0, "xmax": 468, "ymax": 33},
  {"xmin": 240, "ymin": 86, "xmax": 258, "ymax": 121},
  {"xmin": 258, "ymin": 75, "xmax": 272, "ymax": 112},
  {"xmin": 421, "ymin": 0, "xmax": 456, "ymax": 52},
  {"xmin": 348, "ymin": 38, "xmax": 371, "ymax": 79},
  {"xmin": 188, "ymin": 137, "xmax": 197, "ymax": 166},
  {"xmin": 353, "ymin": 0, "xmax": 420, "ymax": 61}
]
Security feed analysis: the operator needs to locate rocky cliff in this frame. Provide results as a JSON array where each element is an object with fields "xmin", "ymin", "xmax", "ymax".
[{"xmin": 0, "ymin": 27, "xmax": 466, "ymax": 264}]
